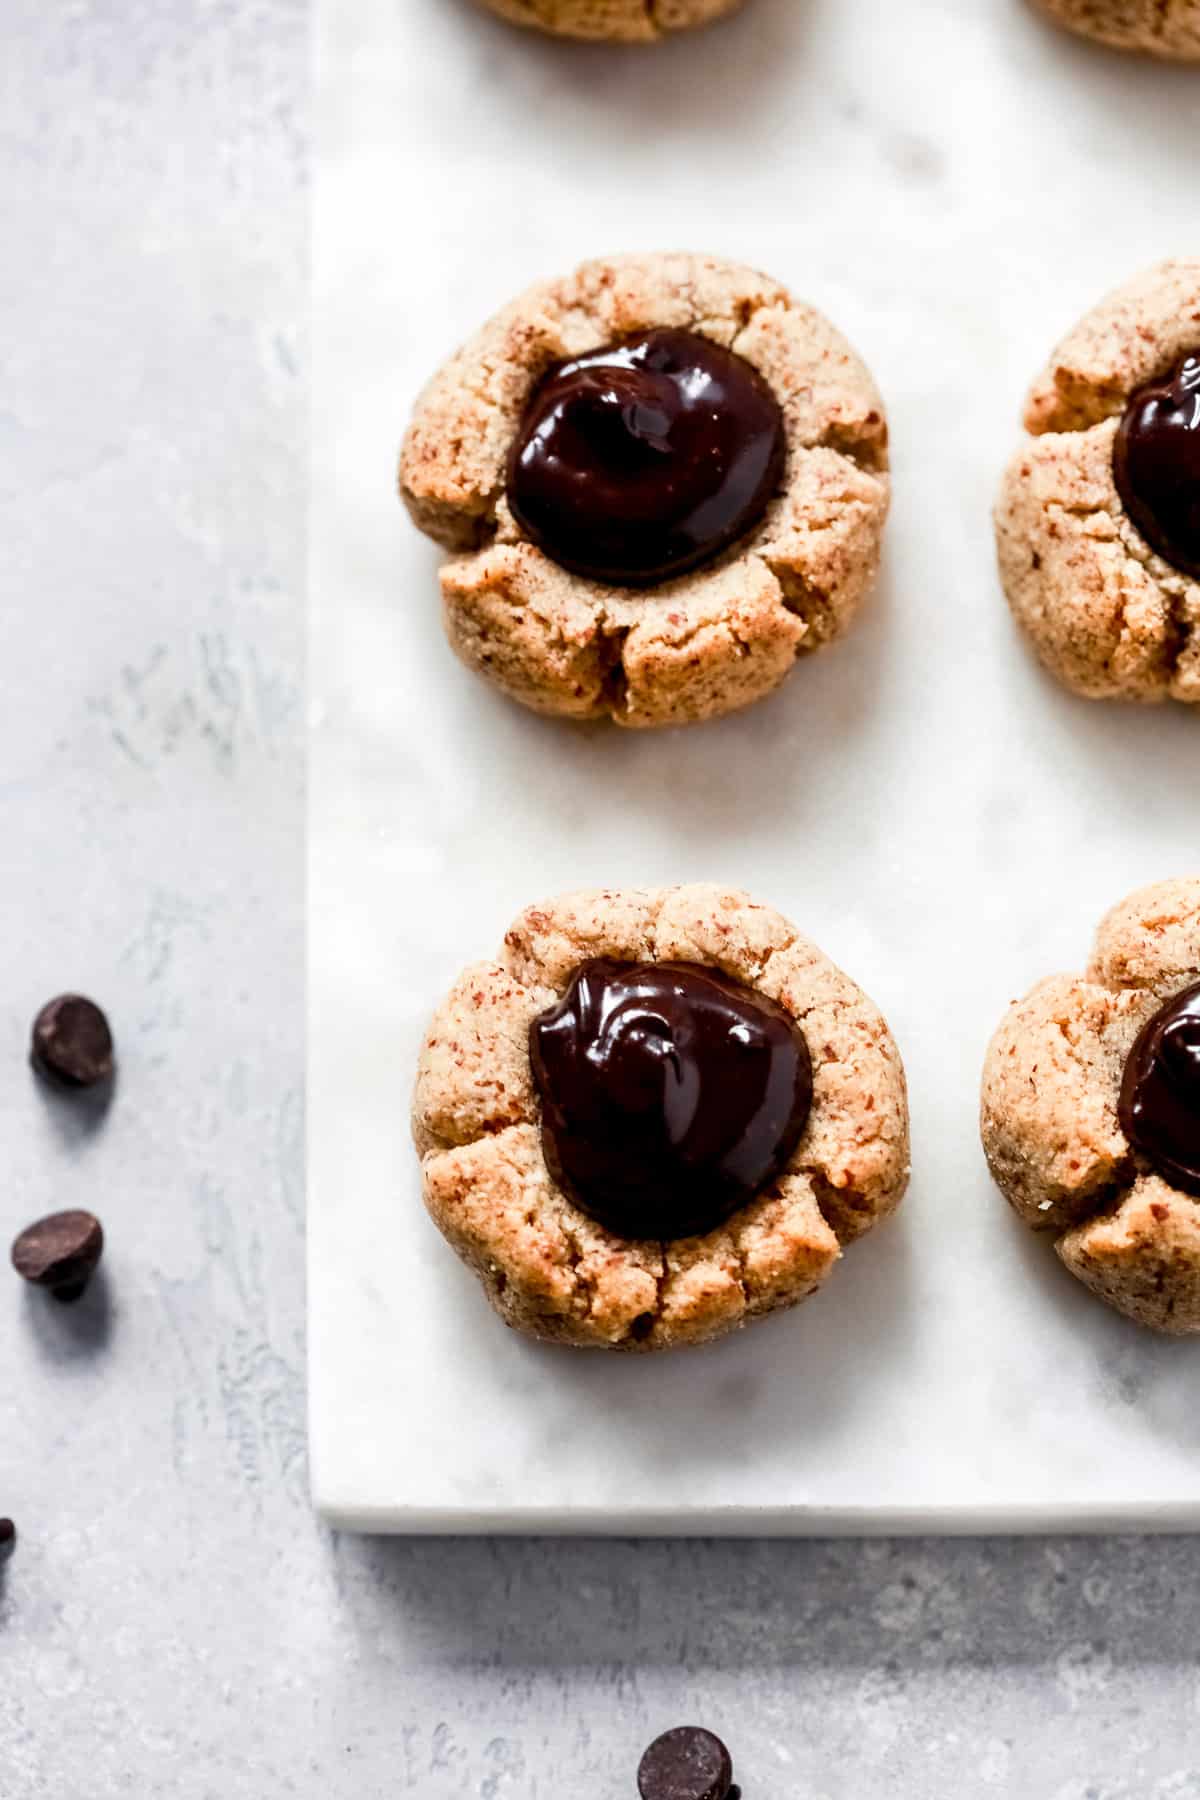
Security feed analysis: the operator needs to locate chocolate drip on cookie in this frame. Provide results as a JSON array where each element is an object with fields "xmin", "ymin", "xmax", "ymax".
[
  {"xmin": 1119, "ymin": 980, "xmax": 1200, "ymax": 1196},
  {"xmin": 1113, "ymin": 351, "xmax": 1200, "ymax": 579},
  {"xmin": 506, "ymin": 329, "xmax": 786, "ymax": 586},
  {"xmin": 529, "ymin": 959, "xmax": 812, "ymax": 1240}
]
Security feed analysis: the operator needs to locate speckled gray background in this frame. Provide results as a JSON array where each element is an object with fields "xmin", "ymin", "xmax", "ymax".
[{"xmin": 2, "ymin": 3, "xmax": 1199, "ymax": 1795}]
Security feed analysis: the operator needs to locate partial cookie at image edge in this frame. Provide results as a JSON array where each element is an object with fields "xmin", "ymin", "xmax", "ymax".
[
  {"xmin": 993, "ymin": 257, "xmax": 1200, "ymax": 704},
  {"xmin": 980, "ymin": 877, "xmax": 1200, "ymax": 1334}
]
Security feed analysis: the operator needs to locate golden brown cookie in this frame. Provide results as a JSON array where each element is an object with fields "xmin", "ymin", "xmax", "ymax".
[
  {"xmin": 475, "ymin": 0, "xmax": 746, "ymax": 38},
  {"xmin": 981, "ymin": 877, "xmax": 1200, "ymax": 1334},
  {"xmin": 400, "ymin": 252, "xmax": 890, "ymax": 729},
  {"xmin": 994, "ymin": 259, "xmax": 1200, "ymax": 703},
  {"xmin": 1030, "ymin": 0, "xmax": 1200, "ymax": 57},
  {"xmin": 413, "ymin": 884, "xmax": 910, "ymax": 1351}
]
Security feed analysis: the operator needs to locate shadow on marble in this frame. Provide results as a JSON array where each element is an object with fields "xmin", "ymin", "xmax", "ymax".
[
  {"xmin": 439, "ymin": 0, "xmax": 817, "ymax": 145},
  {"xmin": 997, "ymin": 1201, "xmax": 1200, "ymax": 1454},
  {"xmin": 413, "ymin": 543, "xmax": 901, "ymax": 857},
  {"xmin": 31, "ymin": 1060, "xmax": 117, "ymax": 1149},
  {"xmin": 21, "ymin": 1266, "xmax": 114, "ymax": 1363},
  {"xmin": 515, "ymin": 1196, "xmax": 915, "ymax": 1482},
  {"xmin": 369, "ymin": 1183, "xmax": 918, "ymax": 1523},
  {"xmin": 1017, "ymin": 0, "xmax": 1200, "ymax": 126},
  {"xmin": 434, "ymin": 0, "xmax": 1199, "ymax": 181},
  {"xmin": 329, "ymin": 1525, "xmax": 1200, "ymax": 1674},
  {"xmin": 1003, "ymin": 644, "xmax": 1200, "ymax": 837}
]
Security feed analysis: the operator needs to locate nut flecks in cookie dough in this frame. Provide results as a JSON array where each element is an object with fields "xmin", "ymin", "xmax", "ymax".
[
  {"xmin": 400, "ymin": 252, "xmax": 890, "ymax": 729},
  {"xmin": 507, "ymin": 330, "xmax": 786, "ymax": 586},
  {"xmin": 1114, "ymin": 353, "xmax": 1200, "ymax": 581},
  {"xmin": 475, "ymin": 0, "xmax": 746, "ymax": 42},
  {"xmin": 981, "ymin": 877, "xmax": 1200, "ymax": 1334},
  {"xmin": 1030, "ymin": 0, "xmax": 1200, "ymax": 58},
  {"xmin": 1119, "ymin": 980, "xmax": 1200, "ymax": 1197},
  {"xmin": 413, "ymin": 885, "xmax": 909, "ymax": 1351},
  {"xmin": 529, "ymin": 958, "xmax": 813, "ymax": 1240},
  {"xmin": 995, "ymin": 259, "xmax": 1200, "ymax": 704}
]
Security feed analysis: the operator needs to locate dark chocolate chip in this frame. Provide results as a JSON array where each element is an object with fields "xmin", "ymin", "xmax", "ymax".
[
  {"xmin": 530, "ymin": 959, "xmax": 812, "ymax": 1242},
  {"xmin": 1119, "ymin": 979, "xmax": 1200, "ymax": 1196},
  {"xmin": 638, "ymin": 1727, "xmax": 735, "ymax": 1800},
  {"xmin": 507, "ymin": 328, "xmax": 786, "ymax": 587},
  {"xmin": 11, "ymin": 1210, "xmax": 105, "ymax": 1302},
  {"xmin": 31, "ymin": 995, "xmax": 115, "ymax": 1089},
  {"xmin": 0, "ymin": 1518, "xmax": 14, "ymax": 1561},
  {"xmin": 1113, "ymin": 351, "xmax": 1200, "ymax": 579}
]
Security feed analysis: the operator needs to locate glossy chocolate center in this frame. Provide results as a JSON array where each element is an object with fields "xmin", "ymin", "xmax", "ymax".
[
  {"xmin": 1113, "ymin": 350, "xmax": 1200, "ymax": 579},
  {"xmin": 529, "ymin": 959, "xmax": 813, "ymax": 1241},
  {"xmin": 1118, "ymin": 980, "xmax": 1200, "ymax": 1197},
  {"xmin": 506, "ymin": 328, "xmax": 786, "ymax": 587}
]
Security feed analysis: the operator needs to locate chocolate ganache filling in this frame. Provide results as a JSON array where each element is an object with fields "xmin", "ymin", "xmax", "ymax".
[
  {"xmin": 507, "ymin": 328, "xmax": 786, "ymax": 587},
  {"xmin": 1118, "ymin": 979, "xmax": 1200, "ymax": 1197},
  {"xmin": 529, "ymin": 958, "xmax": 813, "ymax": 1241},
  {"xmin": 1113, "ymin": 351, "xmax": 1200, "ymax": 579}
]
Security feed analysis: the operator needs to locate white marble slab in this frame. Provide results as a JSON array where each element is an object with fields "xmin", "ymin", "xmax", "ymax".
[{"xmin": 309, "ymin": 0, "xmax": 1200, "ymax": 1532}]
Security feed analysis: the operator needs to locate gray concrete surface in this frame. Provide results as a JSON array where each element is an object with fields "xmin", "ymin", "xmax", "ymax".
[{"xmin": 1, "ymin": 4, "xmax": 1198, "ymax": 1796}]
